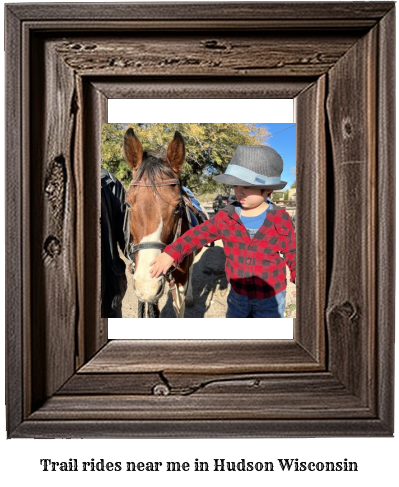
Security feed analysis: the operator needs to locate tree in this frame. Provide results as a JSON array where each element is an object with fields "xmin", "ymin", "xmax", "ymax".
[
  {"xmin": 101, "ymin": 123, "xmax": 270, "ymax": 193},
  {"xmin": 101, "ymin": 123, "xmax": 130, "ymax": 183}
]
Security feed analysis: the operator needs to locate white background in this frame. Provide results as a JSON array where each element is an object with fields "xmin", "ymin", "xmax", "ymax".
[
  {"xmin": 109, "ymin": 98, "xmax": 294, "ymax": 123},
  {"xmin": 1, "ymin": 1, "xmax": 397, "ymax": 486}
]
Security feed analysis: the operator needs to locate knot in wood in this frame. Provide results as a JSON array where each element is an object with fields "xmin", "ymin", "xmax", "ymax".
[
  {"xmin": 327, "ymin": 301, "xmax": 358, "ymax": 323},
  {"xmin": 45, "ymin": 182, "xmax": 56, "ymax": 196},
  {"xmin": 201, "ymin": 40, "xmax": 227, "ymax": 50},
  {"xmin": 152, "ymin": 383, "xmax": 170, "ymax": 396},
  {"xmin": 44, "ymin": 236, "xmax": 61, "ymax": 257},
  {"xmin": 83, "ymin": 44, "xmax": 97, "ymax": 51},
  {"xmin": 342, "ymin": 119, "xmax": 353, "ymax": 138},
  {"xmin": 339, "ymin": 301, "xmax": 358, "ymax": 321}
]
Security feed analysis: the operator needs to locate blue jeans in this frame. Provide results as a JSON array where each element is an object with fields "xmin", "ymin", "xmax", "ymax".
[{"xmin": 226, "ymin": 287, "xmax": 286, "ymax": 318}]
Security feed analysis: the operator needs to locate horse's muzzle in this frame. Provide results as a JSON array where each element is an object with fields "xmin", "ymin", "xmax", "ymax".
[{"xmin": 133, "ymin": 275, "xmax": 165, "ymax": 303}]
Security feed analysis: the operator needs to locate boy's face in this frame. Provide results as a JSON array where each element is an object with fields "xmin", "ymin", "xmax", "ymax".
[{"xmin": 234, "ymin": 186, "xmax": 270, "ymax": 209}]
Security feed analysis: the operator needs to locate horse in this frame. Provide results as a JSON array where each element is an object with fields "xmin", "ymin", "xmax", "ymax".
[{"xmin": 123, "ymin": 128, "xmax": 198, "ymax": 318}]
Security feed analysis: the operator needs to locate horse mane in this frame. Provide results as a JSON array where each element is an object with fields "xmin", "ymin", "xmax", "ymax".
[{"xmin": 133, "ymin": 150, "xmax": 177, "ymax": 190}]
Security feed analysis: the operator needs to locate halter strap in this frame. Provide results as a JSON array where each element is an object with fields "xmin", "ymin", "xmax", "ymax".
[
  {"xmin": 124, "ymin": 189, "xmax": 185, "ymax": 267},
  {"xmin": 129, "ymin": 178, "xmax": 180, "ymax": 188},
  {"xmin": 131, "ymin": 241, "xmax": 167, "ymax": 253},
  {"xmin": 123, "ymin": 180, "xmax": 197, "ymax": 314}
]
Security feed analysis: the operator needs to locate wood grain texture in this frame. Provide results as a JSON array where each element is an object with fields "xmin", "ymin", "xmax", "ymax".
[
  {"xmin": 61, "ymin": 371, "xmax": 356, "ymax": 397},
  {"xmin": 80, "ymin": 340, "xmax": 321, "ymax": 374},
  {"xmin": 58, "ymin": 372, "xmax": 162, "ymax": 395},
  {"xmin": 375, "ymin": 7, "xmax": 395, "ymax": 432},
  {"xmin": 13, "ymin": 418, "xmax": 391, "ymax": 439},
  {"xmin": 54, "ymin": 34, "xmax": 360, "ymax": 78},
  {"xmin": 30, "ymin": 36, "xmax": 78, "ymax": 409},
  {"xmin": 80, "ymin": 81, "xmax": 109, "ymax": 363},
  {"xmin": 7, "ymin": 2, "xmax": 394, "ymax": 22},
  {"xmin": 5, "ymin": 2, "xmax": 395, "ymax": 438},
  {"xmin": 33, "ymin": 371, "xmax": 374, "ymax": 422},
  {"xmin": 295, "ymin": 75, "xmax": 327, "ymax": 363},
  {"xmin": 29, "ymin": 393, "xmax": 371, "ymax": 421},
  {"xmin": 325, "ymin": 26, "xmax": 377, "ymax": 404},
  {"xmin": 91, "ymin": 79, "xmax": 311, "ymax": 100},
  {"xmin": 21, "ymin": 19, "xmax": 384, "ymax": 33},
  {"xmin": 5, "ymin": 5, "xmax": 24, "ymax": 436}
]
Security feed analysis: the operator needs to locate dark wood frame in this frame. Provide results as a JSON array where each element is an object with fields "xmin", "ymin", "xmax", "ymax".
[{"xmin": 5, "ymin": 2, "xmax": 395, "ymax": 438}]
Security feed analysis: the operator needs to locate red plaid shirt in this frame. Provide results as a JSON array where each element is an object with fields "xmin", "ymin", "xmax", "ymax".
[{"xmin": 165, "ymin": 203, "xmax": 296, "ymax": 299}]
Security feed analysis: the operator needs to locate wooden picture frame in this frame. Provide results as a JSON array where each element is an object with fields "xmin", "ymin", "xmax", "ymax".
[{"xmin": 5, "ymin": 2, "xmax": 395, "ymax": 438}]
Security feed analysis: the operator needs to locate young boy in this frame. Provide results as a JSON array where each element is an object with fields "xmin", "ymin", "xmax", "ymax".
[{"xmin": 149, "ymin": 145, "xmax": 296, "ymax": 318}]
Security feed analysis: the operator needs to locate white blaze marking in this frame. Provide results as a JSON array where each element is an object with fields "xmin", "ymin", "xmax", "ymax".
[{"xmin": 133, "ymin": 220, "xmax": 164, "ymax": 301}]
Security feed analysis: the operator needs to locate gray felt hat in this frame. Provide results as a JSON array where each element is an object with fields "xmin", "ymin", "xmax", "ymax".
[{"xmin": 213, "ymin": 145, "xmax": 287, "ymax": 190}]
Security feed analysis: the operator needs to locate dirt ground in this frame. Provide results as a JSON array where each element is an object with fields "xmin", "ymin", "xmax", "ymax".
[{"xmin": 122, "ymin": 204, "xmax": 296, "ymax": 319}]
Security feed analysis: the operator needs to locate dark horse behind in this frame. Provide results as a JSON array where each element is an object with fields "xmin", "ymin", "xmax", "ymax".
[{"xmin": 123, "ymin": 128, "xmax": 200, "ymax": 318}]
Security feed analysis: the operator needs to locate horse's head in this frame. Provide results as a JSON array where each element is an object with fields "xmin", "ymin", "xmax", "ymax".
[{"xmin": 124, "ymin": 128, "xmax": 185, "ymax": 303}]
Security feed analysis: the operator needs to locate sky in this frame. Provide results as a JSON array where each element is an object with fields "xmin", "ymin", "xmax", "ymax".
[{"xmin": 256, "ymin": 123, "xmax": 297, "ymax": 189}]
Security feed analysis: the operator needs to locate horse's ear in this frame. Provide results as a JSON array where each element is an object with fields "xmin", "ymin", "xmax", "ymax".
[
  {"xmin": 124, "ymin": 128, "xmax": 143, "ymax": 170},
  {"xmin": 167, "ymin": 131, "xmax": 185, "ymax": 176}
]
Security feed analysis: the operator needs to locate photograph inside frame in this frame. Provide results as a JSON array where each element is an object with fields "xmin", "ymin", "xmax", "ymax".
[{"xmin": 102, "ymin": 122, "xmax": 297, "ymax": 329}]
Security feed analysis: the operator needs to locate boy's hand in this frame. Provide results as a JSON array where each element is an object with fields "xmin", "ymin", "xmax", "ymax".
[{"xmin": 149, "ymin": 253, "xmax": 175, "ymax": 278}]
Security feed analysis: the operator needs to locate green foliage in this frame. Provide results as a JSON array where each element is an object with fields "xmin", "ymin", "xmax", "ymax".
[
  {"xmin": 271, "ymin": 191, "xmax": 284, "ymax": 201},
  {"xmin": 101, "ymin": 123, "xmax": 270, "ymax": 192},
  {"xmin": 101, "ymin": 123, "xmax": 130, "ymax": 184}
]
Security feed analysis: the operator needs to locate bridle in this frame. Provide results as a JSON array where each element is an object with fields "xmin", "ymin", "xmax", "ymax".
[
  {"xmin": 124, "ymin": 176, "xmax": 191, "ymax": 318},
  {"xmin": 124, "ymin": 177, "xmax": 186, "ymax": 277}
]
